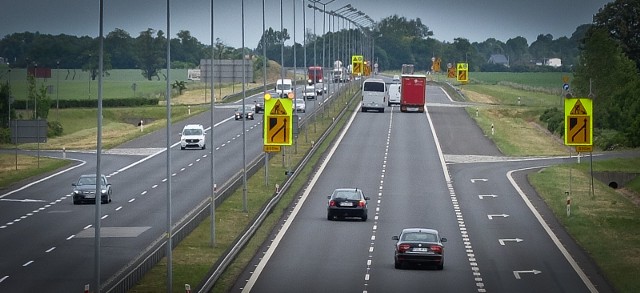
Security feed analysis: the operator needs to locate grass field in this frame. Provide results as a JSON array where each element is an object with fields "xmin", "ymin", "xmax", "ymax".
[
  {"xmin": 4, "ymin": 68, "xmax": 191, "ymax": 100},
  {"xmin": 470, "ymin": 72, "xmax": 573, "ymax": 89}
]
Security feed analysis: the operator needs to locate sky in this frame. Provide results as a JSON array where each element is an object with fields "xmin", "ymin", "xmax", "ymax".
[{"xmin": 0, "ymin": 0, "xmax": 613, "ymax": 50}]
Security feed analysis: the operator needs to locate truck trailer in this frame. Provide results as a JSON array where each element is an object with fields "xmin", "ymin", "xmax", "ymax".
[{"xmin": 400, "ymin": 74, "xmax": 426, "ymax": 112}]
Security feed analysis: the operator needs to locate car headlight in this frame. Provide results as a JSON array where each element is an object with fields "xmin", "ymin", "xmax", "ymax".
[{"xmin": 101, "ymin": 189, "xmax": 108, "ymax": 194}]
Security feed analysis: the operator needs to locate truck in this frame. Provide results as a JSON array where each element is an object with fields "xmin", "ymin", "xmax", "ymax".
[
  {"xmin": 308, "ymin": 66, "xmax": 325, "ymax": 95},
  {"xmin": 400, "ymin": 74, "xmax": 426, "ymax": 113},
  {"xmin": 308, "ymin": 66, "xmax": 323, "ymax": 84},
  {"xmin": 332, "ymin": 60, "xmax": 347, "ymax": 83}
]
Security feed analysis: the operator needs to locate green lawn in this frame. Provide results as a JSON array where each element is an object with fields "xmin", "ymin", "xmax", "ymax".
[{"xmin": 5, "ymin": 68, "xmax": 192, "ymax": 100}]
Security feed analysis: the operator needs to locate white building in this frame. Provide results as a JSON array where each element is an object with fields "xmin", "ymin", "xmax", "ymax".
[{"xmin": 545, "ymin": 58, "xmax": 562, "ymax": 67}]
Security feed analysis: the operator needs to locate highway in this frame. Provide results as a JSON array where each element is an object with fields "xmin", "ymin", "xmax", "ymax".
[
  {"xmin": 234, "ymin": 82, "xmax": 616, "ymax": 293},
  {"xmin": 0, "ymin": 83, "xmax": 336, "ymax": 292},
  {"xmin": 0, "ymin": 79, "xmax": 618, "ymax": 292}
]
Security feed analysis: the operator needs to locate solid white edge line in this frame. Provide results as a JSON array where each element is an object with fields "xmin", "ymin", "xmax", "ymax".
[
  {"xmin": 241, "ymin": 102, "xmax": 362, "ymax": 293},
  {"xmin": 507, "ymin": 167, "xmax": 598, "ymax": 293},
  {"xmin": 0, "ymin": 158, "xmax": 86, "ymax": 199}
]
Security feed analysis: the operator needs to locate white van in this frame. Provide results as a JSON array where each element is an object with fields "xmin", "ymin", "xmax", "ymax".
[
  {"xmin": 361, "ymin": 78, "xmax": 387, "ymax": 113},
  {"xmin": 388, "ymin": 83, "xmax": 401, "ymax": 106},
  {"xmin": 275, "ymin": 79, "xmax": 293, "ymax": 98}
]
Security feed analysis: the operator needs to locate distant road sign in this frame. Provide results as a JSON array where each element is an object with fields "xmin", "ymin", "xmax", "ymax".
[
  {"xmin": 456, "ymin": 63, "xmax": 468, "ymax": 82},
  {"xmin": 264, "ymin": 98, "xmax": 292, "ymax": 146},
  {"xmin": 563, "ymin": 83, "xmax": 569, "ymax": 91},
  {"xmin": 564, "ymin": 98, "xmax": 593, "ymax": 146}
]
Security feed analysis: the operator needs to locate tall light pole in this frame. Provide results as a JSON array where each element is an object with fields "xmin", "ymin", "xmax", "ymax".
[
  {"xmin": 209, "ymin": 0, "xmax": 216, "ymax": 247},
  {"xmin": 56, "ymin": 60, "xmax": 59, "ymax": 121},
  {"xmin": 94, "ymin": 1, "xmax": 105, "ymax": 291},
  {"xmin": 164, "ymin": 0, "xmax": 173, "ymax": 290}
]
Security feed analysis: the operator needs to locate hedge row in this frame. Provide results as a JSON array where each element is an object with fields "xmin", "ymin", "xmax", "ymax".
[{"xmin": 12, "ymin": 98, "xmax": 160, "ymax": 109}]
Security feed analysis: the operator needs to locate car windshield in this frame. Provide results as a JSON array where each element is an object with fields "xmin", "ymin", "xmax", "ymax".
[
  {"xmin": 305, "ymin": 86, "xmax": 315, "ymax": 92},
  {"xmin": 276, "ymin": 84, "xmax": 291, "ymax": 90},
  {"xmin": 333, "ymin": 190, "xmax": 360, "ymax": 200},
  {"xmin": 183, "ymin": 128, "xmax": 202, "ymax": 135},
  {"xmin": 402, "ymin": 232, "xmax": 437, "ymax": 242},
  {"xmin": 77, "ymin": 176, "xmax": 105, "ymax": 186}
]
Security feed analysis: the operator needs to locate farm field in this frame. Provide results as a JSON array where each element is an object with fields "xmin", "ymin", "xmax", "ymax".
[{"xmin": 469, "ymin": 71, "xmax": 573, "ymax": 90}]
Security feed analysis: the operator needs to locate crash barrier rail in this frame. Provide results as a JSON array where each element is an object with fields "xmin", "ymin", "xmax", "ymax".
[{"xmin": 103, "ymin": 80, "xmax": 360, "ymax": 293}]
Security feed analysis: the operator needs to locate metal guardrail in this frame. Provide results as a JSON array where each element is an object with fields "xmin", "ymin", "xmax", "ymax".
[{"xmin": 102, "ymin": 82, "xmax": 360, "ymax": 293}]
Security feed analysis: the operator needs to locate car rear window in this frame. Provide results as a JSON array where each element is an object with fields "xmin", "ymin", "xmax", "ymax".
[
  {"xmin": 402, "ymin": 232, "xmax": 437, "ymax": 242},
  {"xmin": 363, "ymin": 81, "xmax": 385, "ymax": 92}
]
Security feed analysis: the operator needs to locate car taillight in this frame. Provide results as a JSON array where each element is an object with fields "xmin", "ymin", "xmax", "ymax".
[
  {"xmin": 430, "ymin": 245, "xmax": 443, "ymax": 254},
  {"xmin": 398, "ymin": 244, "xmax": 411, "ymax": 253},
  {"xmin": 358, "ymin": 200, "xmax": 366, "ymax": 207},
  {"xmin": 329, "ymin": 200, "xmax": 336, "ymax": 207}
]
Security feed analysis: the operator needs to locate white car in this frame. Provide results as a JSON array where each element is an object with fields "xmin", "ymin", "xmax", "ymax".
[
  {"xmin": 293, "ymin": 99, "xmax": 306, "ymax": 113},
  {"xmin": 180, "ymin": 124, "xmax": 206, "ymax": 150},
  {"xmin": 392, "ymin": 75, "xmax": 400, "ymax": 83},
  {"xmin": 303, "ymin": 85, "xmax": 317, "ymax": 100}
]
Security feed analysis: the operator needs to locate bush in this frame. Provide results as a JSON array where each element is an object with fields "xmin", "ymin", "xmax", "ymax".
[
  {"xmin": 539, "ymin": 107, "xmax": 564, "ymax": 134},
  {"xmin": 0, "ymin": 127, "xmax": 10, "ymax": 143},
  {"xmin": 48, "ymin": 121, "xmax": 64, "ymax": 137}
]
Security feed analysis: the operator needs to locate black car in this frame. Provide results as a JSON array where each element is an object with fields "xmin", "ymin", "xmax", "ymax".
[
  {"xmin": 235, "ymin": 105, "xmax": 255, "ymax": 120},
  {"xmin": 254, "ymin": 100, "xmax": 264, "ymax": 113},
  {"xmin": 72, "ymin": 174, "xmax": 112, "ymax": 205},
  {"xmin": 392, "ymin": 228, "xmax": 447, "ymax": 270},
  {"xmin": 326, "ymin": 188, "xmax": 369, "ymax": 221}
]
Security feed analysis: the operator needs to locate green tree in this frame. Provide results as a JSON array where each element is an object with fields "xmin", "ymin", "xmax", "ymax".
[
  {"xmin": 505, "ymin": 36, "xmax": 530, "ymax": 66},
  {"xmin": 106, "ymin": 28, "xmax": 136, "ymax": 69},
  {"xmin": 135, "ymin": 28, "xmax": 166, "ymax": 80},
  {"xmin": 0, "ymin": 81, "xmax": 13, "ymax": 128},
  {"xmin": 573, "ymin": 27, "xmax": 639, "ymax": 131},
  {"xmin": 593, "ymin": 0, "xmax": 640, "ymax": 70},
  {"xmin": 26, "ymin": 75, "xmax": 51, "ymax": 120}
]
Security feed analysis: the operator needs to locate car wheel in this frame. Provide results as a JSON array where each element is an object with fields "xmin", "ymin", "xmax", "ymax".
[
  {"xmin": 361, "ymin": 213, "xmax": 367, "ymax": 221},
  {"xmin": 327, "ymin": 213, "xmax": 333, "ymax": 221},
  {"xmin": 181, "ymin": 146, "xmax": 185, "ymax": 150},
  {"xmin": 394, "ymin": 259, "xmax": 402, "ymax": 269},
  {"xmin": 202, "ymin": 145, "xmax": 206, "ymax": 150},
  {"xmin": 73, "ymin": 199, "xmax": 79, "ymax": 205},
  {"xmin": 437, "ymin": 263, "xmax": 444, "ymax": 270}
]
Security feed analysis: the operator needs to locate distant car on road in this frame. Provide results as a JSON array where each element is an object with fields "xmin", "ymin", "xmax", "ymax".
[
  {"xmin": 254, "ymin": 100, "xmax": 264, "ymax": 113},
  {"xmin": 392, "ymin": 75, "xmax": 400, "ymax": 83},
  {"xmin": 72, "ymin": 174, "xmax": 112, "ymax": 205},
  {"xmin": 326, "ymin": 188, "xmax": 369, "ymax": 221},
  {"xmin": 392, "ymin": 228, "xmax": 447, "ymax": 270},
  {"xmin": 235, "ymin": 105, "xmax": 255, "ymax": 120},
  {"xmin": 180, "ymin": 124, "xmax": 206, "ymax": 150},
  {"xmin": 293, "ymin": 99, "xmax": 306, "ymax": 113},
  {"xmin": 303, "ymin": 85, "xmax": 317, "ymax": 100}
]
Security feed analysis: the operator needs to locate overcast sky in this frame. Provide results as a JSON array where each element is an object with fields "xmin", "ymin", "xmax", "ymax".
[{"xmin": 0, "ymin": 0, "xmax": 612, "ymax": 49}]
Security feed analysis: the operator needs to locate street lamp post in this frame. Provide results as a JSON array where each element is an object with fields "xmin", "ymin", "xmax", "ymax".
[{"xmin": 56, "ymin": 60, "xmax": 60, "ymax": 121}]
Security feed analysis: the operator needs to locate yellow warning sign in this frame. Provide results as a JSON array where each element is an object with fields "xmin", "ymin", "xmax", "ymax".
[
  {"xmin": 264, "ymin": 98, "xmax": 292, "ymax": 146},
  {"xmin": 447, "ymin": 67, "xmax": 456, "ymax": 78},
  {"xmin": 351, "ymin": 55, "xmax": 363, "ymax": 63},
  {"xmin": 569, "ymin": 99, "xmax": 587, "ymax": 115},
  {"xmin": 564, "ymin": 98, "xmax": 593, "ymax": 146},
  {"xmin": 352, "ymin": 62, "xmax": 362, "ymax": 75},
  {"xmin": 268, "ymin": 99, "xmax": 290, "ymax": 115},
  {"xmin": 266, "ymin": 116, "xmax": 289, "ymax": 144},
  {"xmin": 456, "ymin": 63, "xmax": 468, "ymax": 82}
]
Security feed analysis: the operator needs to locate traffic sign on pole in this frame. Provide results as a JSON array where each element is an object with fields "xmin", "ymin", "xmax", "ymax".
[
  {"xmin": 264, "ymin": 98, "xmax": 292, "ymax": 146},
  {"xmin": 564, "ymin": 98, "xmax": 593, "ymax": 146},
  {"xmin": 456, "ymin": 63, "xmax": 468, "ymax": 82}
]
